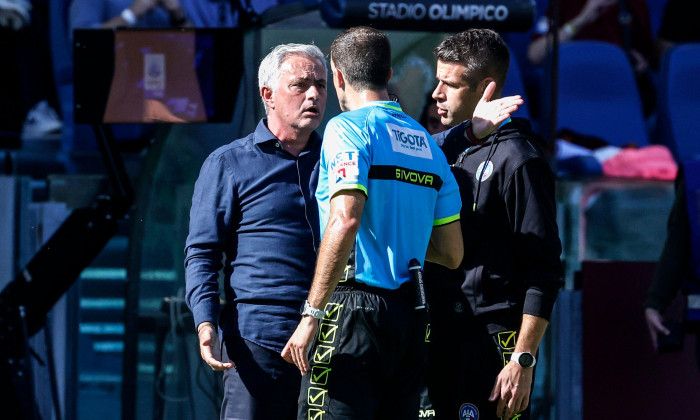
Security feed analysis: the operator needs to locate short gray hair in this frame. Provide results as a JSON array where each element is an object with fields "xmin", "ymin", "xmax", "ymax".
[{"xmin": 258, "ymin": 43, "xmax": 328, "ymax": 114}]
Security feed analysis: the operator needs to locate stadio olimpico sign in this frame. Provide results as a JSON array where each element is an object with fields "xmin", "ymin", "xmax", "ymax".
[{"xmin": 320, "ymin": 0, "xmax": 536, "ymax": 32}]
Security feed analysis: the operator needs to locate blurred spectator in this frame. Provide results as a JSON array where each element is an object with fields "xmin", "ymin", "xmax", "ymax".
[
  {"xmin": 178, "ymin": 0, "xmax": 289, "ymax": 28},
  {"xmin": 528, "ymin": 0, "xmax": 656, "ymax": 116},
  {"xmin": 528, "ymin": 0, "xmax": 653, "ymax": 67},
  {"xmin": 644, "ymin": 162, "xmax": 700, "ymax": 369},
  {"xmin": 419, "ymin": 93, "xmax": 448, "ymax": 136},
  {"xmin": 22, "ymin": 100, "xmax": 63, "ymax": 140},
  {"xmin": 0, "ymin": 0, "xmax": 30, "ymax": 30},
  {"xmin": 654, "ymin": 0, "xmax": 700, "ymax": 63},
  {"xmin": 68, "ymin": 0, "xmax": 288, "ymax": 31},
  {"xmin": 644, "ymin": 167, "xmax": 687, "ymax": 348},
  {"xmin": 69, "ymin": 0, "xmax": 193, "ymax": 30},
  {"xmin": 0, "ymin": 0, "xmax": 62, "ymax": 142}
]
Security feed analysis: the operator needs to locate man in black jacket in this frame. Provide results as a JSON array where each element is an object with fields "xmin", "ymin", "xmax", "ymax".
[{"xmin": 422, "ymin": 29, "xmax": 564, "ymax": 420}]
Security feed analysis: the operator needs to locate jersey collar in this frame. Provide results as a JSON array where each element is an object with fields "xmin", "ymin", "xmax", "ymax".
[{"xmin": 366, "ymin": 101, "xmax": 403, "ymax": 112}]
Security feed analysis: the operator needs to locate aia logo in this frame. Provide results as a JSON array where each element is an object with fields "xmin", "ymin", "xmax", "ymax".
[
  {"xmin": 475, "ymin": 161, "xmax": 493, "ymax": 182},
  {"xmin": 459, "ymin": 403, "xmax": 479, "ymax": 420}
]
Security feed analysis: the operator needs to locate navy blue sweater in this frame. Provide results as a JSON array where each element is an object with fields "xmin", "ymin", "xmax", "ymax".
[{"xmin": 185, "ymin": 119, "xmax": 320, "ymax": 352}]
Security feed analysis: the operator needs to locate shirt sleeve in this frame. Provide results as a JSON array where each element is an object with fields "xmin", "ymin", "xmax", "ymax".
[
  {"xmin": 322, "ymin": 117, "xmax": 371, "ymax": 198},
  {"xmin": 184, "ymin": 152, "xmax": 236, "ymax": 329},
  {"xmin": 434, "ymin": 160, "xmax": 461, "ymax": 226}
]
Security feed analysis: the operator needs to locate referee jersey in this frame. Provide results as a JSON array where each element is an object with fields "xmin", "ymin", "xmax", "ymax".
[{"xmin": 317, "ymin": 101, "xmax": 461, "ymax": 290}]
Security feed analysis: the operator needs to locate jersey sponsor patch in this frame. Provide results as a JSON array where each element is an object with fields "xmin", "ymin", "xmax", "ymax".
[
  {"xmin": 475, "ymin": 161, "xmax": 494, "ymax": 182},
  {"xmin": 368, "ymin": 165, "xmax": 442, "ymax": 190},
  {"xmin": 387, "ymin": 123, "xmax": 433, "ymax": 159},
  {"xmin": 331, "ymin": 150, "xmax": 360, "ymax": 184},
  {"xmin": 418, "ymin": 408, "xmax": 435, "ymax": 418}
]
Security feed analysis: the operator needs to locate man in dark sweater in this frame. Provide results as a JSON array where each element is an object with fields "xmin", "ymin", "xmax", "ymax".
[{"xmin": 422, "ymin": 29, "xmax": 564, "ymax": 420}]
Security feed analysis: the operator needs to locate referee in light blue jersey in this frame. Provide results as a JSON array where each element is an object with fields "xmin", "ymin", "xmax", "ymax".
[{"xmin": 282, "ymin": 26, "xmax": 463, "ymax": 420}]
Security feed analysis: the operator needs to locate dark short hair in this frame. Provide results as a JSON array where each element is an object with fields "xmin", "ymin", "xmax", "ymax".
[
  {"xmin": 434, "ymin": 29, "xmax": 509, "ymax": 91},
  {"xmin": 330, "ymin": 26, "xmax": 391, "ymax": 91}
]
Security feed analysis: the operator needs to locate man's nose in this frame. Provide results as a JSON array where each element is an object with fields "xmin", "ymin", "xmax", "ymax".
[
  {"xmin": 431, "ymin": 84, "xmax": 443, "ymax": 100},
  {"xmin": 307, "ymin": 85, "xmax": 320, "ymax": 100}
]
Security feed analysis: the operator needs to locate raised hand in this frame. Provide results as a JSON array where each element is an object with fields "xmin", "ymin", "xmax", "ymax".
[{"xmin": 471, "ymin": 81, "xmax": 523, "ymax": 139}]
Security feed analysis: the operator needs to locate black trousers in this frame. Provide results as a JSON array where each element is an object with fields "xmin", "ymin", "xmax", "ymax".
[
  {"xmin": 421, "ymin": 318, "xmax": 534, "ymax": 420},
  {"xmin": 298, "ymin": 284, "xmax": 429, "ymax": 420}
]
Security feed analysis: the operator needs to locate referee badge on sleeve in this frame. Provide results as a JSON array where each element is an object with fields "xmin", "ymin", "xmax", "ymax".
[{"xmin": 332, "ymin": 151, "xmax": 360, "ymax": 184}]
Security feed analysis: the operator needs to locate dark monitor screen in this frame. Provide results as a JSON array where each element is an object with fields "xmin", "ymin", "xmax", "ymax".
[{"xmin": 73, "ymin": 28, "xmax": 242, "ymax": 124}]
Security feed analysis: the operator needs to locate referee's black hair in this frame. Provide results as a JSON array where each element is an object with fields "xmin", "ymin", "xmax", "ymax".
[
  {"xmin": 330, "ymin": 26, "xmax": 391, "ymax": 92},
  {"xmin": 434, "ymin": 29, "xmax": 510, "ymax": 94}
]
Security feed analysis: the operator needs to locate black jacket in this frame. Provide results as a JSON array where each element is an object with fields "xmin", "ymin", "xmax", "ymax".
[{"xmin": 427, "ymin": 118, "xmax": 564, "ymax": 334}]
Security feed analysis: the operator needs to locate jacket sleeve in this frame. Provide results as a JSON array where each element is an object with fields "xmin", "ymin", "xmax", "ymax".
[
  {"xmin": 435, "ymin": 121, "xmax": 471, "ymax": 165},
  {"xmin": 505, "ymin": 158, "xmax": 564, "ymax": 320}
]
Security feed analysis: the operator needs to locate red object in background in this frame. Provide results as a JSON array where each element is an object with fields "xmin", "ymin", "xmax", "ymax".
[
  {"xmin": 581, "ymin": 261, "xmax": 700, "ymax": 419},
  {"xmin": 601, "ymin": 145, "xmax": 678, "ymax": 181}
]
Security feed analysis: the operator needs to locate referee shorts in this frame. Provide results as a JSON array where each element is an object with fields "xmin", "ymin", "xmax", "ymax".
[
  {"xmin": 421, "ymin": 319, "xmax": 535, "ymax": 420},
  {"xmin": 298, "ymin": 283, "xmax": 429, "ymax": 420}
]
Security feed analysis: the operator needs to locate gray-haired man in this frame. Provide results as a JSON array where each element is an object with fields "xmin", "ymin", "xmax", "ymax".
[{"xmin": 185, "ymin": 43, "xmax": 327, "ymax": 419}]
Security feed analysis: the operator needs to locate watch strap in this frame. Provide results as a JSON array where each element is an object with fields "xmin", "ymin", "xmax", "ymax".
[{"xmin": 301, "ymin": 300, "xmax": 326, "ymax": 320}]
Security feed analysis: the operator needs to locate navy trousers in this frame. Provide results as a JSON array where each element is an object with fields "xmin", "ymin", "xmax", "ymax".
[{"xmin": 221, "ymin": 336, "xmax": 300, "ymax": 420}]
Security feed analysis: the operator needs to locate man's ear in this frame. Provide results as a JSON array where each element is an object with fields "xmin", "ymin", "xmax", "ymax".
[
  {"xmin": 261, "ymin": 86, "xmax": 274, "ymax": 109},
  {"xmin": 478, "ymin": 77, "xmax": 496, "ymax": 97},
  {"xmin": 387, "ymin": 68, "xmax": 393, "ymax": 83},
  {"xmin": 334, "ymin": 66, "xmax": 345, "ymax": 90}
]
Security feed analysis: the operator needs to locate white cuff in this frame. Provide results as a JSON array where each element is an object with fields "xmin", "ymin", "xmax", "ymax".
[{"xmin": 120, "ymin": 8, "xmax": 137, "ymax": 26}]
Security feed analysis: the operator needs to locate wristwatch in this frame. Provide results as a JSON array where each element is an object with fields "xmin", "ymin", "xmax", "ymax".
[
  {"xmin": 510, "ymin": 352, "xmax": 537, "ymax": 368},
  {"xmin": 300, "ymin": 300, "xmax": 326, "ymax": 320}
]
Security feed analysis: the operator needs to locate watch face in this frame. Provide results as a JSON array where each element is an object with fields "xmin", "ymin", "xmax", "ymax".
[{"xmin": 518, "ymin": 353, "xmax": 534, "ymax": 367}]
